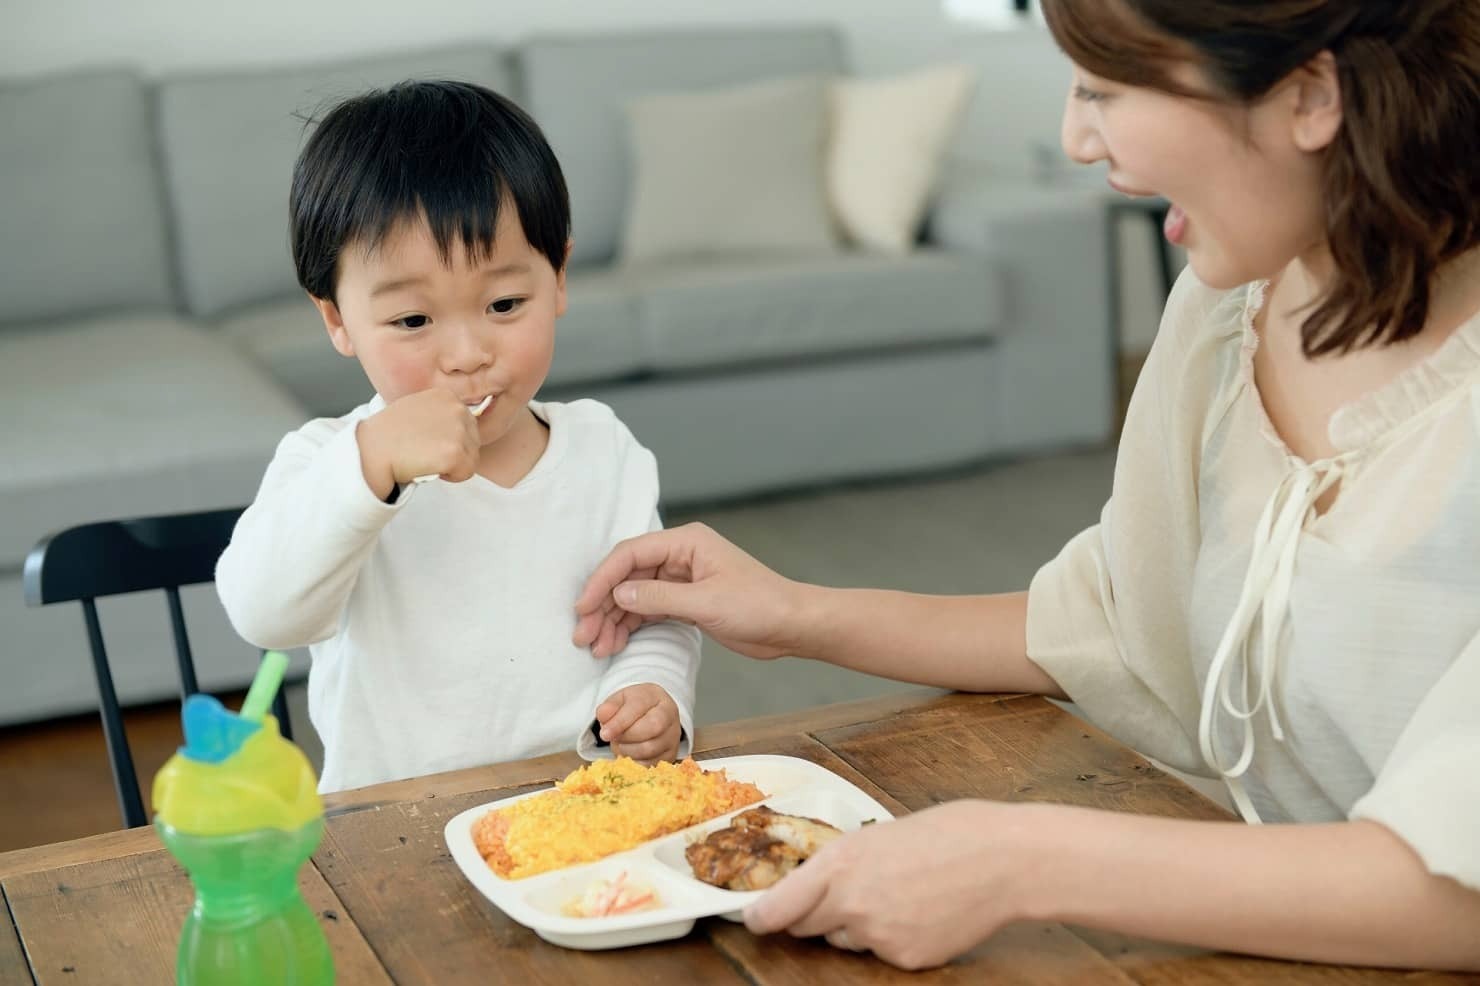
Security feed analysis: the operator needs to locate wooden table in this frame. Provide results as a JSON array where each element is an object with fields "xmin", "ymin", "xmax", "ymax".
[{"xmin": 2, "ymin": 691, "xmax": 1472, "ymax": 985}]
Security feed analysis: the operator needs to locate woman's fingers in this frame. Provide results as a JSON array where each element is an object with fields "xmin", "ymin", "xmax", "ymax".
[
  {"xmin": 593, "ymin": 618, "xmax": 620, "ymax": 660},
  {"xmin": 575, "ymin": 529, "xmax": 695, "ymax": 616},
  {"xmin": 572, "ymin": 609, "xmax": 606, "ymax": 648},
  {"xmin": 744, "ymin": 846, "xmax": 837, "ymax": 936},
  {"xmin": 825, "ymin": 927, "xmax": 867, "ymax": 952},
  {"xmin": 608, "ymin": 623, "xmax": 630, "ymax": 658},
  {"xmin": 609, "ymin": 578, "xmax": 705, "ymax": 621}
]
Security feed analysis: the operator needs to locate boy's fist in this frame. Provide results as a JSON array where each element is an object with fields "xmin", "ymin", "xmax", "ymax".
[
  {"xmin": 595, "ymin": 684, "xmax": 682, "ymax": 763},
  {"xmin": 356, "ymin": 389, "xmax": 483, "ymax": 500}
]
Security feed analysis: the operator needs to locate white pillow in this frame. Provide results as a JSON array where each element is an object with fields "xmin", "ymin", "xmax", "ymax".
[
  {"xmin": 826, "ymin": 64, "xmax": 977, "ymax": 253},
  {"xmin": 619, "ymin": 76, "xmax": 841, "ymax": 266}
]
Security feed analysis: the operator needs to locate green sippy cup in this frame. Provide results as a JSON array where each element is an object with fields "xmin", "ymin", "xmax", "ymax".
[{"xmin": 152, "ymin": 652, "xmax": 333, "ymax": 985}]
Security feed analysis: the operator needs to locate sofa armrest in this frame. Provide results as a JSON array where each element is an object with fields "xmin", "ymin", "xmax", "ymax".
[{"xmin": 926, "ymin": 178, "xmax": 1116, "ymax": 452}]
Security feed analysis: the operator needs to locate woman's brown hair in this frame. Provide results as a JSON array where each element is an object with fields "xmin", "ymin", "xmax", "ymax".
[{"xmin": 1041, "ymin": 0, "xmax": 1480, "ymax": 356}]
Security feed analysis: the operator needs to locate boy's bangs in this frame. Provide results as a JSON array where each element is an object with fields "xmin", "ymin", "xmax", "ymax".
[
  {"xmin": 1041, "ymin": 0, "xmax": 1197, "ymax": 95},
  {"xmin": 348, "ymin": 161, "xmax": 507, "ymax": 270}
]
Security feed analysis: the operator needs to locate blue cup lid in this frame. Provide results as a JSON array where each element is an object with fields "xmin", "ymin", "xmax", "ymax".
[{"xmin": 180, "ymin": 693, "xmax": 261, "ymax": 764}]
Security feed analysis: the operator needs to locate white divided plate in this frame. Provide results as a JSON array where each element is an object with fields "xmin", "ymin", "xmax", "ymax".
[{"xmin": 443, "ymin": 754, "xmax": 894, "ymax": 950}]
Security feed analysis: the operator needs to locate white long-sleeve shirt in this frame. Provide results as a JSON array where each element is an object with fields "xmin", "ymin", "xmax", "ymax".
[
  {"xmin": 217, "ymin": 397, "xmax": 700, "ymax": 793},
  {"xmin": 1027, "ymin": 271, "xmax": 1480, "ymax": 892}
]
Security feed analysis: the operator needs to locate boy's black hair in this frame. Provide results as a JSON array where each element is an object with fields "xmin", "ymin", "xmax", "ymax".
[{"xmin": 289, "ymin": 79, "xmax": 570, "ymax": 302}]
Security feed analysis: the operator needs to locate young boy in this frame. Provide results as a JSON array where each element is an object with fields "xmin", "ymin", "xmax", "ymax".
[{"xmin": 216, "ymin": 80, "xmax": 699, "ymax": 793}]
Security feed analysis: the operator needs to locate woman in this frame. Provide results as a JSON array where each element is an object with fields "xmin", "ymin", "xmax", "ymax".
[{"xmin": 575, "ymin": 0, "xmax": 1480, "ymax": 971}]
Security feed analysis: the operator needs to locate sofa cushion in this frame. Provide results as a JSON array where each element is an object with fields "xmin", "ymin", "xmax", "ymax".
[
  {"xmin": 632, "ymin": 249, "xmax": 1002, "ymax": 373},
  {"xmin": 0, "ymin": 315, "xmax": 306, "ymax": 568},
  {"xmin": 619, "ymin": 75, "xmax": 838, "ymax": 266},
  {"xmin": 220, "ymin": 269, "xmax": 648, "ymax": 417},
  {"xmin": 519, "ymin": 26, "xmax": 844, "ymax": 268},
  {"xmin": 218, "ymin": 298, "xmax": 371, "ymax": 418},
  {"xmin": 0, "ymin": 69, "xmax": 174, "ymax": 326},
  {"xmin": 548, "ymin": 267, "xmax": 647, "ymax": 388},
  {"xmin": 828, "ymin": 64, "xmax": 976, "ymax": 253},
  {"xmin": 156, "ymin": 47, "xmax": 515, "ymax": 318}
]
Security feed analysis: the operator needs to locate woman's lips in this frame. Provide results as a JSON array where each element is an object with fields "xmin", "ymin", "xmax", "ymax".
[
  {"xmin": 1107, "ymin": 177, "xmax": 1187, "ymax": 245},
  {"xmin": 1107, "ymin": 177, "xmax": 1156, "ymax": 197}
]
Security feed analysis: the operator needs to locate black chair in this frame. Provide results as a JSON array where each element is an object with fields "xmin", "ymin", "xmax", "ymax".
[{"xmin": 22, "ymin": 507, "xmax": 294, "ymax": 829}]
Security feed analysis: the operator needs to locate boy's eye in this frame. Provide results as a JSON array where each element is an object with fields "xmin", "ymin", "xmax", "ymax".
[
  {"xmin": 1073, "ymin": 84, "xmax": 1108, "ymax": 103},
  {"xmin": 490, "ymin": 297, "xmax": 525, "ymax": 315},
  {"xmin": 392, "ymin": 314, "xmax": 430, "ymax": 330}
]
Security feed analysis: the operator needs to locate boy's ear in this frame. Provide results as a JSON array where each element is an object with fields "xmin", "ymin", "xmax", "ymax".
[
  {"xmin": 1290, "ymin": 51, "xmax": 1343, "ymax": 153},
  {"xmin": 311, "ymin": 294, "xmax": 356, "ymax": 357}
]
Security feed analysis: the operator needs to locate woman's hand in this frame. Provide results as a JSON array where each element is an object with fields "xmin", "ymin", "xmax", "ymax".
[
  {"xmin": 744, "ymin": 800, "xmax": 1038, "ymax": 970},
  {"xmin": 747, "ymin": 801, "xmax": 1480, "ymax": 972},
  {"xmin": 573, "ymin": 523, "xmax": 806, "ymax": 660}
]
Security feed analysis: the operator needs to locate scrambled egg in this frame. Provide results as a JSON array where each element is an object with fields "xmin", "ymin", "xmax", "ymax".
[{"xmin": 472, "ymin": 757, "xmax": 765, "ymax": 880}]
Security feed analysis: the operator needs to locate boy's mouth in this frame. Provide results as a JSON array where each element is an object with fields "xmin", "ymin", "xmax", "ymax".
[{"xmin": 465, "ymin": 394, "xmax": 495, "ymax": 417}]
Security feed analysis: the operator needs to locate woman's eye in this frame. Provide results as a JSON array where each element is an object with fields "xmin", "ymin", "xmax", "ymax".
[
  {"xmin": 1073, "ymin": 84, "xmax": 1107, "ymax": 103},
  {"xmin": 392, "ymin": 314, "xmax": 430, "ymax": 330},
  {"xmin": 490, "ymin": 297, "xmax": 525, "ymax": 315}
]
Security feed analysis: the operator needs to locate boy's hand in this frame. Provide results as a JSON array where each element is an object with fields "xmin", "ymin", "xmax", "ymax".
[
  {"xmin": 356, "ymin": 389, "xmax": 483, "ymax": 500},
  {"xmin": 595, "ymin": 684, "xmax": 683, "ymax": 763}
]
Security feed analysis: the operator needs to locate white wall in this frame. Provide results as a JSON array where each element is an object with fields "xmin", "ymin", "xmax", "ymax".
[{"xmin": 5, "ymin": 0, "xmax": 940, "ymax": 78}]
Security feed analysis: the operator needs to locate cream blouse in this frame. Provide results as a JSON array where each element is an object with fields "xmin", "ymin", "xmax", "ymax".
[{"xmin": 1027, "ymin": 270, "xmax": 1480, "ymax": 890}]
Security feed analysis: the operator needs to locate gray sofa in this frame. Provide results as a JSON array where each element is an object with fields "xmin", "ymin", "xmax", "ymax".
[{"xmin": 0, "ymin": 25, "xmax": 1113, "ymax": 725}]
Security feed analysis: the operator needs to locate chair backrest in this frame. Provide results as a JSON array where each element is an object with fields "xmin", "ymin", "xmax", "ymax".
[{"xmin": 22, "ymin": 506, "xmax": 292, "ymax": 829}]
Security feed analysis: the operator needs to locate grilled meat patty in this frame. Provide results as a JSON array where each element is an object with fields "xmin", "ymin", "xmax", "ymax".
[{"xmin": 685, "ymin": 806, "xmax": 844, "ymax": 891}]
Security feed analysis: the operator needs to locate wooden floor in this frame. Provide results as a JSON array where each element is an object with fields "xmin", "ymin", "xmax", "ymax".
[
  {"xmin": 0, "ymin": 354, "xmax": 1148, "ymax": 855},
  {"xmin": 0, "ymin": 696, "xmax": 241, "ymax": 850}
]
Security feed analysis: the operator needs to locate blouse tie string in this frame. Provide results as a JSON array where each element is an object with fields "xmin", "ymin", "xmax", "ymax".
[{"xmin": 1198, "ymin": 456, "xmax": 1348, "ymax": 823}]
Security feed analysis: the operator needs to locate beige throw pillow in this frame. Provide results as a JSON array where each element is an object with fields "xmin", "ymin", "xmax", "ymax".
[
  {"xmin": 827, "ymin": 64, "xmax": 977, "ymax": 253},
  {"xmin": 619, "ymin": 76, "xmax": 840, "ymax": 266}
]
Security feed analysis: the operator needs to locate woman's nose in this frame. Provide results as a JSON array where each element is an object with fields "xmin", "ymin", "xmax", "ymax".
[{"xmin": 1061, "ymin": 92, "xmax": 1107, "ymax": 165}]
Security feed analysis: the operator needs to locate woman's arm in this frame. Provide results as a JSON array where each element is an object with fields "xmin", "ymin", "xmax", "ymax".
[
  {"xmin": 745, "ymin": 799, "xmax": 1480, "ymax": 971},
  {"xmin": 1028, "ymin": 805, "xmax": 1480, "ymax": 970},
  {"xmin": 791, "ymin": 586, "xmax": 1065, "ymax": 698},
  {"xmin": 574, "ymin": 523, "xmax": 1063, "ymax": 697}
]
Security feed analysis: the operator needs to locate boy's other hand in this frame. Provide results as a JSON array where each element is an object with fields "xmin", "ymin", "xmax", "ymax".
[
  {"xmin": 595, "ymin": 684, "xmax": 682, "ymax": 763},
  {"xmin": 356, "ymin": 389, "xmax": 482, "ymax": 500}
]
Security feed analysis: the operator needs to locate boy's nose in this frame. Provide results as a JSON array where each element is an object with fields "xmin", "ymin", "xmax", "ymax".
[
  {"xmin": 443, "ymin": 320, "xmax": 494, "ymax": 375},
  {"xmin": 1061, "ymin": 90, "xmax": 1107, "ymax": 166}
]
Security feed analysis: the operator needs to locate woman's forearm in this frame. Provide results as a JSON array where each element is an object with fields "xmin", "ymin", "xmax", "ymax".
[
  {"xmin": 787, "ymin": 587, "xmax": 1066, "ymax": 698},
  {"xmin": 1017, "ymin": 804, "xmax": 1480, "ymax": 970}
]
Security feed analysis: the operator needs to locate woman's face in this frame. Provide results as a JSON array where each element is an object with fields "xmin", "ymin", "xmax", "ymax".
[{"xmin": 1060, "ymin": 62, "xmax": 1341, "ymax": 290}]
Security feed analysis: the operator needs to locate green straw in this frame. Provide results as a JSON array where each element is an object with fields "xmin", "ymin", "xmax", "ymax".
[{"xmin": 240, "ymin": 650, "xmax": 289, "ymax": 722}]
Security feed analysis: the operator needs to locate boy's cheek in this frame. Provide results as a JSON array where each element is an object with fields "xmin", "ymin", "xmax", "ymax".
[{"xmin": 362, "ymin": 344, "xmax": 439, "ymax": 401}]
